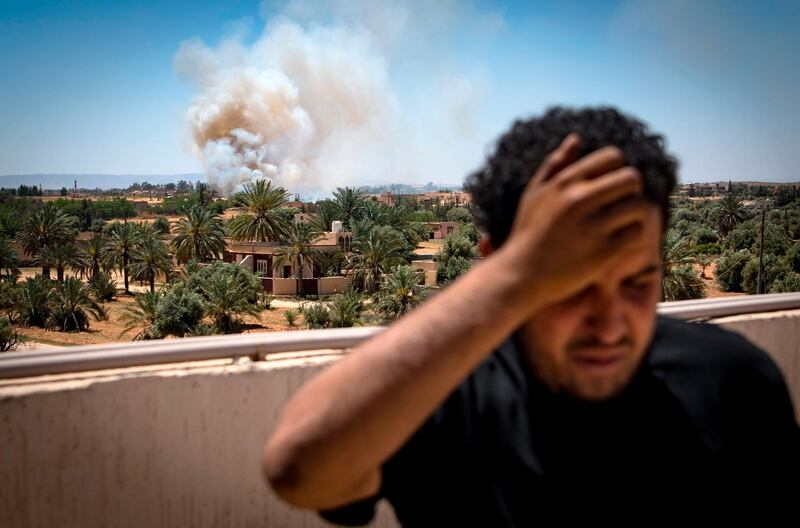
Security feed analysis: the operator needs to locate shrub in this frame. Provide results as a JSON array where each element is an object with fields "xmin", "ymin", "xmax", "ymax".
[
  {"xmin": 715, "ymin": 250, "xmax": 750, "ymax": 292},
  {"xmin": 741, "ymin": 254, "xmax": 792, "ymax": 294},
  {"xmin": 88, "ymin": 272, "xmax": 117, "ymax": 302},
  {"xmin": 303, "ymin": 303, "xmax": 331, "ymax": 329},
  {"xmin": 0, "ymin": 317, "xmax": 18, "ymax": 351}
]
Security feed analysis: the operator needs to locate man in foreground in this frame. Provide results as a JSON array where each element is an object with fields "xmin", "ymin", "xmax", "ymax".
[{"xmin": 263, "ymin": 107, "xmax": 799, "ymax": 524}]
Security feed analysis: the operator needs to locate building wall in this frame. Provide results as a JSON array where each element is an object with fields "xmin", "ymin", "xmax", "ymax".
[{"xmin": 411, "ymin": 260, "xmax": 437, "ymax": 286}]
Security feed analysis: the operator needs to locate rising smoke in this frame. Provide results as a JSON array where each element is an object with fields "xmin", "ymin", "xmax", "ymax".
[{"xmin": 175, "ymin": 0, "xmax": 502, "ymax": 196}]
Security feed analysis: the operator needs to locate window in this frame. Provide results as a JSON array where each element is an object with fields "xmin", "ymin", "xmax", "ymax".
[{"xmin": 256, "ymin": 259, "xmax": 269, "ymax": 276}]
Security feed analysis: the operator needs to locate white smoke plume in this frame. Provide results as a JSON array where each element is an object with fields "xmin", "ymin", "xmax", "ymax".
[{"xmin": 175, "ymin": 1, "xmax": 502, "ymax": 196}]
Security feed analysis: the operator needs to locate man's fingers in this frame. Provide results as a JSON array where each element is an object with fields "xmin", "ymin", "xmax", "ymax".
[
  {"xmin": 529, "ymin": 133, "xmax": 581, "ymax": 186},
  {"xmin": 552, "ymin": 145, "xmax": 625, "ymax": 187}
]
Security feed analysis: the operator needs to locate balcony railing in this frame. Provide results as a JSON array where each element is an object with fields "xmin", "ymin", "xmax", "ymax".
[{"xmin": 2, "ymin": 292, "xmax": 799, "ymax": 381}]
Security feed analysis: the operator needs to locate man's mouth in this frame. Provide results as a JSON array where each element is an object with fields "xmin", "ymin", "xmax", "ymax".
[{"xmin": 570, "ymin": 346, "xmax": 627, "ymax": 371}]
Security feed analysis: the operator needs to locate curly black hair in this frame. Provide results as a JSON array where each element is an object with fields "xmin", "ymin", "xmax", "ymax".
[{"xmin": 465, "ymin": 106, "xmax": 678, "ymax": 247}]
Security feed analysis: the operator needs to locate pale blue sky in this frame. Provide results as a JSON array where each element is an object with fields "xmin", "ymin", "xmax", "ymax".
[{"xmin": 1, "ymin": 0, "xmax": 798, "ymax": 186}]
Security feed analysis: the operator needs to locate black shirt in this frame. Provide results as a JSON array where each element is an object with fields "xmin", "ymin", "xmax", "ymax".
[{"xmin": 320, "ymin": 316, "xmax": 799, "ymax": 526}]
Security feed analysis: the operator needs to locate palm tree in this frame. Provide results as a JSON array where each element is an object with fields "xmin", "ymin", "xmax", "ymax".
[
  {"xmin": 119, "ymin": 291, "xmax": 161, "ymax": 340},
  {"xmin": 130, "ymin": 237, "xmax": 173, "ymax": 293},
  {"xmin": 228, "ymin": 179, "xmax": 291, "ymax": 242},
  {"xmin": 132, "ymin": 221, "xmax": 162, "ymax": 241},
  {"xmin": 171, "ymin": 205, "xmax": 226, "ymax": 262},
  {"xmin": 711, "ymin": 194, "xmax": 748, "ymax": 237},
  {"xmin": 34, "ymin": 242, "xmax": 82, "ymax": 282},
  {"xmin": 200, "ymin": 268, "xmax": 262, "ymax": 333},
  {"xmin": 331, "ymin": 187, "xmax": 366, "ymax": 230},
  {"xmin": 16, "ymin": 202, "xmax": 78, "ymax": 279},
  {"xmin": 662, "ymin": 229, "xmax": 705, "ymax": 301},
  {"xmin": 308, "ymin": 200, "xmax": 339, "ymax": 233},
  {"xmin": 103, "ymin": 222, "xmax": 141, "ymax": 294},
  {"xmin": 16, "ymin": 276, "xmax": 52, "ymax": 327},
  {"xmin": 0, "ymin": 236, "xmax": 19, "ymax": 278},
  {"xmin": 348, "ymin": 226, "xmax": 408, "ymax": 293},
  {"xmin": 375, "ymin": 265, "xmax": 429, "ymax": 321},
  {"xmin": 77, "ymin": 233, "xmax": 108, "ymax": 280},
  {"xmin": 328, "ymin": 289, "xmax": 365, "ymax": 328},
  {"xmin": 0, "ymin": 279, "xmax": 19, "ymax": 322},
  {"xmin": 272, "ymin": 223, "xmax": 324, "ymax": 297},
  {"xmin": 46, "ymin": 278, "xmax": 106, "ymax": 332}
]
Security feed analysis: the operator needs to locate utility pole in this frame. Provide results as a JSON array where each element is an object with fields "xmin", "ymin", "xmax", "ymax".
[{"xmin": 756, "ymin": 200, "xmax": 767, "ymax": 294}]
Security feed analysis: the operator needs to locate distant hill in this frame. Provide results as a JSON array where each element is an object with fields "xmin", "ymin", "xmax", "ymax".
[{"xmin": 0, "ymin": 173, "xmax": 205, "ymax": 190}]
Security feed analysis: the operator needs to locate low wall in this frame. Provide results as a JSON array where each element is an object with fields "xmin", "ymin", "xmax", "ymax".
[
  {"xmin": 711, "ymin": 308, "xmax": 800, "ymax": 421},
  {"xmin": 1, "ymin": 310, "xmax": 799, "ymax": 527},
  {"xmin": 0, "ymin": 355, "xmax": 399, "ymax": 528},
  {"xmin": 273, "ymin": 278, "xmax": 298, "ymax": 296},
  {"xmin": 319, "ymin": 276, "xmax": 351, "ymax": 295}
]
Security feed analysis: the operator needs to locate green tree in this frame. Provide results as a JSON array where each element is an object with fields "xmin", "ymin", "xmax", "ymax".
[
  {"xmin": 272, "ymin": 223, "xmax": 324, "ymax": 297},
  {"xmin": 317, "ymin": 250, "xmax": 347, "ymax": 277},
  {"xmin": 130, "ymin": 237, "xmax": 173, "ymax": 293},
  {"xmin": 186, "ymin": 261, "xmax": 262, "ymax": 333},
  {"xmin": 308, "ymin": 200, "xmax": 340, "ymax": 233},
  {"xmin": 16, "ymin": 276, "xmax": 52, "ymax": 327},
  {"xmin": 87, "ymin": 272, "xmax": 117, "ymax": 302},
  {"xmin": 787, "ymin": 242, "xmax": 800, "ymax": 273},
  {"xmin": 741, "ymin": 254, "xmax": 792, "ymax": 294},
  {"xmin": 120, "ymin": 291, "xmax": 162, "ymax": 340},
  {"xmin": 711, "ymin": 194, "xmax": 748, "ymax": 237},
  {"xmin": 0, "ymin": 279, "xmax": 19, "ymax": 322},
  {"xmin": 375, "ymin": 265, "xmax": 429, "ymax": 322},
  {"xmin": 662, "ymin": 230, "xmax": 705, "ymax": 301},
  {"xmin": 446, "ymin": 207, "xmax": 473, "ymax": 224},
  {"xmin": 331, "ymin": 187, "xmax": 367, "ymax": 230},
  {"xmin": 436, "ymin": 234, "xmax": 477, "ymax": 285},
  {"xmin": 716, "ymin": 250, "xmax": 751, "ymax": 292},
  {"xmin": 722, "ymin": 221, "xmax": 757, "ymax": 252},
  {"xmin": 0, "ymin": 317, "xmax": 17, "ymax": 352},
  {"xmin": 171, "ymin": 205, "xmax": 226, "ymax": 262},
  {"xmin": 103, "ymin": 222, "xmax": 141, "ymax": 294},
  {"xmin": 348, "ymin": 226, "xmax": 408, "ymax": 293},
  {"xmin": 34, "ymin": 242, "xmax": 82, "ymax": 282},
  {"xmin": 228, "ymin": 179, "xmax": 291, "ymax": 242},
  {"xmin": 328, "ymin": 289, "xmax": 365, "ymax": 328},
  {"xmin": 46, "ymin": 278, "xmax": 106, "ymax": 332},
  {"xmin": 769, "ymin": 272, "xmax": 800, "ymax": 293},
  {"xmin": 153, "ymin": 216, "xmax": 171, "ymax": 235},
  {"xmin": 0, "ymin": 236, "xmax": 19, "ymax": 277},
  {"xmin": 16, "ymin": 202, "xmax": 78, "ymax": 279},
  {"xmin": 154, "ymin": 285, "xmax": 205, "ymax": 337},
  {"xmin": 78, "ymin": 233, "xmax": 108, "ymax": 280}
]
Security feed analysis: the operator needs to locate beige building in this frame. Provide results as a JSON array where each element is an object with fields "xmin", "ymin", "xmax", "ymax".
[
  {"xmin": 223, "ymin": 231, "xmax": 353, "ymax": 296},
  {"xmin": 372, "ymin": 190, "xmax": 472, "ymax": 207}
]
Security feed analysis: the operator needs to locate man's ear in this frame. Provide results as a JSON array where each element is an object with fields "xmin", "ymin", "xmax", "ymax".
[{"xmin": 479, "ymin": 234, "xmax": 495, "ymax": 257}]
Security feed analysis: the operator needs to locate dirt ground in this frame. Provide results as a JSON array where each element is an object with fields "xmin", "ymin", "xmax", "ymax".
[
  {"xmin": 15, "ymin": 267, "xmax": 301, "ymax": 348},
  {"xmin": 696, "ymin": 260, "xmax": 744, "ymax": 299},
  {"xmin": 16, "ymin": 293, "xmax": 299, "ymax": 348}
]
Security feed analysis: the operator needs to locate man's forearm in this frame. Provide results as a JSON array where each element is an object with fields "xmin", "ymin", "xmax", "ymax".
[{"xmin": 263, "ymin": 246, "xmax": 540, "ymax": 508}]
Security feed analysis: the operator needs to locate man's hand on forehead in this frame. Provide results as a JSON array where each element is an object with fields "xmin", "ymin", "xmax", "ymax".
[{"xmin": 501, "ymin": 133, "xmax": 651, "ymax": 310}]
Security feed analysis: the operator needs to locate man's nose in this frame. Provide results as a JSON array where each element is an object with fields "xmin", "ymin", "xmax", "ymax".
[{"xmin": 585, "ymin": 291, "xmax": 628, "ymax": 346}]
